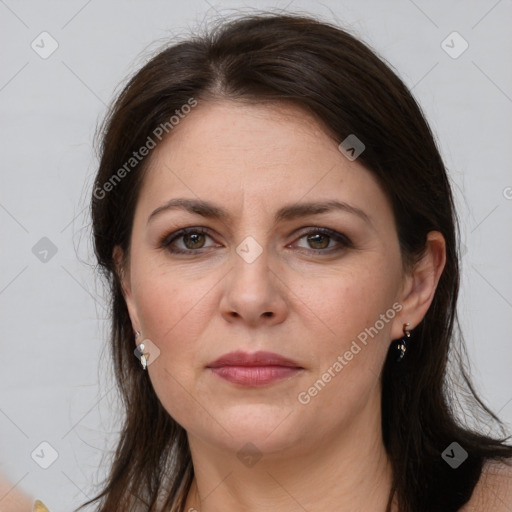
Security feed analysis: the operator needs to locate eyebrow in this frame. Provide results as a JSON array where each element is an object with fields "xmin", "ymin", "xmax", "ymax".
[{"xmin": 147, "ymin": 198, "xmax": 372, "ymax": 226}]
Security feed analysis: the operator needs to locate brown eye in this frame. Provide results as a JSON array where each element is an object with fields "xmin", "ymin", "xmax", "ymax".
[
  {"xmin": 306, "ymin": 233, "xmax": 331, "ymax": 250},
  {"xmin": 160, "ymin": 227, "xmax": 218, "ymax": 254},
  {"xmin": 182, "ymin": 232, "xmax": 206, "ymax": 249},
  {"xmin": 294, "ymin": 228, "xmax": 353, "ymax": 254}
]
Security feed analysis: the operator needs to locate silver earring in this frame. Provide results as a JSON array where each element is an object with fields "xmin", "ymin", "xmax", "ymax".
[
  {"xmin": 395, "ymin": 323, "xmax": 411, "ymax": 363},
  {"xmin": 134, "ymin": 331, "xmax": 148, "ymax": 370}
]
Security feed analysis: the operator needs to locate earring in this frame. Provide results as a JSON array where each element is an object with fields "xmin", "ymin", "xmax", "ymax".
[
  {"xmin": 395, "ymin": 323, "xmax": 411, "ymax": 363},
  {"xmin": 134, "ymin": 331, "xmax": 148, "ymax": 370}
]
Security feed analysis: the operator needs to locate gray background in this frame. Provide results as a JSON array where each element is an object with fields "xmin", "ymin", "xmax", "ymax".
[{"xmin": 1, "ymin": 0, "xmax": 511, "ymax": 510}]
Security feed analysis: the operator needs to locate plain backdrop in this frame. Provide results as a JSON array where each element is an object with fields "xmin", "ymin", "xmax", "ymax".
[{"xmin": 1, "ymin": 0, "xmax": 511, "ymax": 510}]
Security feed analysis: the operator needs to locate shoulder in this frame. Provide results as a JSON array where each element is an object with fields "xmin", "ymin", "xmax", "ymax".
[
  {"xmin": 0, "ymin": 476, "xmax": 34, "ymax": 511},
  {"xmin": 460, "ymin": 458, "xmax": 512, "ymax": 511}
]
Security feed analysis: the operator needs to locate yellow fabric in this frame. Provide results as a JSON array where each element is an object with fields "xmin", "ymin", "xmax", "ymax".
[{"xmin": 32, "ymin": 500, "xmax": 50, "ymax": 512}]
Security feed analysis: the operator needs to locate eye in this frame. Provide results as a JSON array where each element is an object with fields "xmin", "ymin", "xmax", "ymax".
[
  {"xmin": 159, "ymin": 226, "xmax": 352, "ymax": 256},
  {"xmin": 160, "ymin": 227, "xmax": 219, "ymax": 254},
  {"xmin": 293, "ymin": 228, "xmax": 353, "ymax": 254}
]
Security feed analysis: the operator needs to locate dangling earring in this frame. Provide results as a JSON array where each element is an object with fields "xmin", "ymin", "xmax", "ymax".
[
  {"xmin": 134, "ymin": 330, "xmax": 148, "ymax": 370},
  {"xmin": 395, "ymin": 323, "xmax": 411, "ymax": 363}
]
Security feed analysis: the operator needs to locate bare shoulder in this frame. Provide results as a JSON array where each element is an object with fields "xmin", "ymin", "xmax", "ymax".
[
  {"xmin": 0, "ymin": 475, "xmax": 34, "ymax": 512},
  {"xmin": 461, "ymin": 458, "xmax": 512, "ymax": 511}
]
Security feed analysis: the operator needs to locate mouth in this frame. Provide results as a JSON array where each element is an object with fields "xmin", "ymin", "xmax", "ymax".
[{"xmin": 206, "ymin": 350, "xmax": 304, "ymax": 387}]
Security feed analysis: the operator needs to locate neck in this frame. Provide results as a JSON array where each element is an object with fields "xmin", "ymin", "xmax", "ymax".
[{"xmin": 183, "ymin": 390, "xmax": 395, "ymax": 512}]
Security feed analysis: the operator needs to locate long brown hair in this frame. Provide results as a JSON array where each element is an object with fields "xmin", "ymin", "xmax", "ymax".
[{"xmin": 85, "ymin": 12, "xmax": 512, "ymax": 511}]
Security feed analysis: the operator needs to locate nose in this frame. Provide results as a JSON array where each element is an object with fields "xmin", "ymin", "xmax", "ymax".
[{"xmin": 219, "ymin": 242, "xmax": 288, "ymax": 327}]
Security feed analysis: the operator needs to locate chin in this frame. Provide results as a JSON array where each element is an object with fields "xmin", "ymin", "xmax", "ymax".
[{"xmin": 208, "ymin": 407, "xmax": 304, "ymax": 452}]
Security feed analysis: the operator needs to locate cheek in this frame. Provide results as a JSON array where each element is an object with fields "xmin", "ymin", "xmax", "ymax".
[
  {"xmin": 135, "ymin": 272, "xmax": 210, "ymax": 355},
  {"xmin": 134, "ymin": 269, "xmax": 214, "ymax": 429},
  {"xmin": 320, "ymin": 264, "xmax": 397, "ymax": 338},
  {"xmin": 291, "ymin": 277, "xmax": 397, "ymax": 428},
  {"xmin": 307, "ymin": 263, "xmax": 400, "ymax": 392},
  {"xmin": 129, "ymin": 260, "xmax": 204, "ymax": 376}
]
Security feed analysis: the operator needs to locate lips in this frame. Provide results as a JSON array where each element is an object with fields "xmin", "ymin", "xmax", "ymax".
[
  {"xmin": 207, "ymin": 350, "xmax": 302, "ymax": 369},
  {"xmin": 206, "ymin": 350, "xmax": 303, "ymax": 387}
]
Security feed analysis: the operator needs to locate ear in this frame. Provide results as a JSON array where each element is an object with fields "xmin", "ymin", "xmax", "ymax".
[
  {"xmin": 113, "ymin": 245, "xmax": 141, "ymax": 336},
  {"xmin": 391, "ymin": 231, "xmax": 446, "ymax": 339}
]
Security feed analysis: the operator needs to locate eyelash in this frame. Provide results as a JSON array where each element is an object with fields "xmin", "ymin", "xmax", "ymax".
[{"xmin": 159, "ymin": 226, "xmax": 353, "ymax": 255}]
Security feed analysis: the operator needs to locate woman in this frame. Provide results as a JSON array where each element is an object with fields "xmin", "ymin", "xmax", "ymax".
[{"xmin": 83, "ymin": 12, "xmax": 512, "ymax": 512}]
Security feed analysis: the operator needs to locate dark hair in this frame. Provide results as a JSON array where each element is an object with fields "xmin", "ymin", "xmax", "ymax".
[{"xmin": 86, "ymin": 12, "xmax": 512, "ymax": 512}]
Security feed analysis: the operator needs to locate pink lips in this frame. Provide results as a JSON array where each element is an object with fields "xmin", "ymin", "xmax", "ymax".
[{"xmin": 206, "ymin": 350, "xmax": 303, "ymax": 387}]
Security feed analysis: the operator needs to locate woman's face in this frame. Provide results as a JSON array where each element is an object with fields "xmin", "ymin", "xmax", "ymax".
[{"xmin": 120, "ymin": 100, "xmax": 410, "ymax": 457}]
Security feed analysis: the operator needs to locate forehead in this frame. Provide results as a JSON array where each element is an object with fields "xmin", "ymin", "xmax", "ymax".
[
  {"xmin": 152, "ymin": 99, "xmax": 341, "ymax": 178},
  {"xmin": 135, "ymin": 100, "xmax": 391, "ymax": 226}
]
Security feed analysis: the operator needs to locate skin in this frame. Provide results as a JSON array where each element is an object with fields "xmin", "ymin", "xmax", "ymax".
[
  {"xmin": 0, "ymin": 475, "xmax": 37, "ymax": 511},
  {"xmin": 461, "ymin": 461, "xmax": 512, "ymax": 511},
  {"xmin": 116, "ymin": 99, "xmax": 446, "ymax": 511}
]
